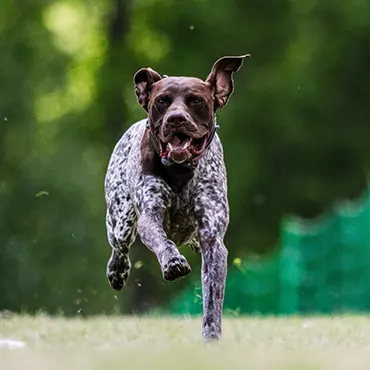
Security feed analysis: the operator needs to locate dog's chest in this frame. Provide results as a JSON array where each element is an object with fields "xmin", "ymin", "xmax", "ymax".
[{"xmin": 163, "ymin": 190, "xmax": 197, "ymax": 246}]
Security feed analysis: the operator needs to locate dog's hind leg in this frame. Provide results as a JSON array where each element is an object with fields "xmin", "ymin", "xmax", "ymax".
[{"xmin": 106, "ymin": 195, "xmax": 137, "ymax": 291}]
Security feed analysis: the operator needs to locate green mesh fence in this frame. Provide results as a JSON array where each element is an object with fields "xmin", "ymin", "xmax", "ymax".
[{"xmin": 169, "ymin": 189, "xmax": 370, "ymax": 315}]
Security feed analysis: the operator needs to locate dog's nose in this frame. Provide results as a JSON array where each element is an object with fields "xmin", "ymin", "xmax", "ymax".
[{"xmin": 167, "ymin": 113, "xmax": 187, "ymax": 126}]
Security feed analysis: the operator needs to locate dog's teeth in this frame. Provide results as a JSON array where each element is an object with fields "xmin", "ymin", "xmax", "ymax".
[{"xmin": 168, "ymin": 138, "xmax": 191, "ymax": 151}]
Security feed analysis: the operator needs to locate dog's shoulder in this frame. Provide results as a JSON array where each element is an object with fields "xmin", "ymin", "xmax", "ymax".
[
  {"xmin": 107, "ymin": 119, "xmax": 146, "ymax": 164},
  {"xmin": 105, "ymin": 119, "xmax": 147, "ymax": 191},
  {"xmin": 112, "ymin": 119, "xmax": 147, "ymax": 153}
]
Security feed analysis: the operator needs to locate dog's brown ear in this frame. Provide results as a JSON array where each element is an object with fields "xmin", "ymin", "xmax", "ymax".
[
  {"xmin": 134, "ymin": 68, "xmax": 162, "ymax": 111},
  {"xmin": 205, "ymin": 54, "xmax": 250, "ymax": 110}
]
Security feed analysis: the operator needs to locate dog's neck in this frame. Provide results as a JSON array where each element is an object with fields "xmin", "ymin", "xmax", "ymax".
[{"xmin": 140, "ymin": 129, "xmax": 193, "ymax": 193}]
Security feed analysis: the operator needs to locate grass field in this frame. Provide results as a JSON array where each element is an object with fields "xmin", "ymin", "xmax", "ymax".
[{"xmin": 1, "ymin": 315, "xmax": 370, "ymax": 369}]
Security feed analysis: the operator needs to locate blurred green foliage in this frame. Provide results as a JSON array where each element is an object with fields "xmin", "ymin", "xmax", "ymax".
[{"xmin": 1, "ymin": 0, "xmax": 370, "ymax": 315}]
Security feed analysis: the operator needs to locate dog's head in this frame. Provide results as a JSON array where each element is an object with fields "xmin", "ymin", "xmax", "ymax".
[{"xmin": 134, "ymin": 55, "xmax": 249, "ymax": 165}]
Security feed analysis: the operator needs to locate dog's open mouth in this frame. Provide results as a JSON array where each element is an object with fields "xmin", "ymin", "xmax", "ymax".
[{"xmin": 160, "ymin": 132, "xmax": 208, "ymax": 164}]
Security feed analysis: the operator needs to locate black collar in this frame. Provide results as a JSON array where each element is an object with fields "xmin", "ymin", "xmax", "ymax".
[{"xmin": 146, "ymin": 119, "xmax": 219, "ymax": 169}]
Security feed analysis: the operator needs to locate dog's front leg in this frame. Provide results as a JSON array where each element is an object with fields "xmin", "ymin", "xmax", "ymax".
[
  {"xmin": 135, "ymin": 174, "xmax": 191, "ymax": 281},
  {"xmin": 199, "ymin": 232, "xmax": 228, "ymax": 341},
  {"xmin": 194, "ymin": 184, "xmax": 229, "ymax": 341}
]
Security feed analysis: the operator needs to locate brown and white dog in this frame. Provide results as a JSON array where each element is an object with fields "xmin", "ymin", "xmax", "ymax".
[{"xmin": 105, "ymin": 54, "xmax": 249, "ymax": 340}]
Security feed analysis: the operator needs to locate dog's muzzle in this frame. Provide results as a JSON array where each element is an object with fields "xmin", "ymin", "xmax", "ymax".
[{"xmin": 146, "ymin": 119, "xmax": 219, "ymax": 168}]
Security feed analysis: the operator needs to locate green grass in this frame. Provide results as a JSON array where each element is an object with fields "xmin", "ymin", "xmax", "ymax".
[{"xmin": 1, "ymin": 315, "xmax": 370, "ymax": 369}]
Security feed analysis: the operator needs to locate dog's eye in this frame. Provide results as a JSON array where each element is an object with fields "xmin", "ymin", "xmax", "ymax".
[
  {"xmin": 156, "ymin": 97, "xmax": 170, "ymax": 106},
  {"xmin": 190, "ymin": 97, "xmax": 204, "ymax": 106}
]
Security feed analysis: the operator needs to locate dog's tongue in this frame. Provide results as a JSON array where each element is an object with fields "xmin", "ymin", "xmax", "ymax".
[
  {"xmin": 171, "ymin": 135, "xmax": 182, "ymax": 147},
  {"xmin": 170, "ymin": 135, "xmax": 192, "ymax": 149}
]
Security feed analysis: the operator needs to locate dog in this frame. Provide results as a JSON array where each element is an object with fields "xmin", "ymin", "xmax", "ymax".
[{"xmin": 105, "ymin": 54, "xmax": 249, "ymax": 341}]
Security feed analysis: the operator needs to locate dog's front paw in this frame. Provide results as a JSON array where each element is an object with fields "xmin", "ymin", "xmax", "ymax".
[
  {"xmin": 106, "ymin": 254, "xmax": 131, "ymax": 291},
  {"xmin": 162, "ymin": 255, "xmax": 191, "ymax": 281},
  {"xmin": 202, "ymin": 324, "xmax": 222, "ymax": 342}
]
